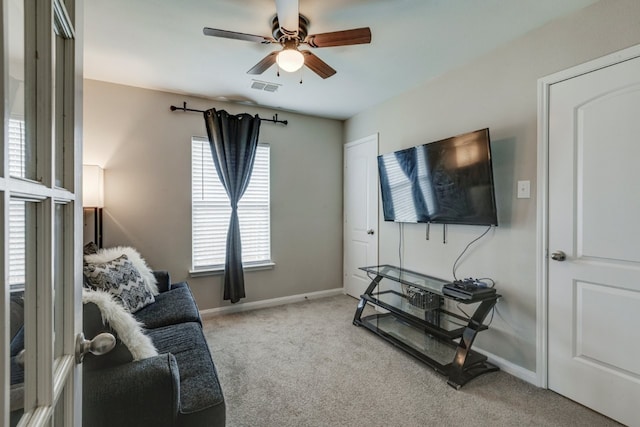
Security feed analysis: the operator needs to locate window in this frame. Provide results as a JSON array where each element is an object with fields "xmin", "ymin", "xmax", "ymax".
[
  {"xmin": 8, "ymin": 119, "xmax": 27, "ymax": 290},
  {"xmin": 8, "ymin": 201, "xmax": 26, "ymax": 289},
  {"xmin": 191, "ymin": 137, "xmax": 271, "ymax": 271},
  {"xmin": 9, "ymin": 118, "xmax": 26, "ymax": 178}
]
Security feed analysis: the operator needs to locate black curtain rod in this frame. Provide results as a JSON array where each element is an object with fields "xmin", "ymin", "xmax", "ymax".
[{"xmin": 170, "ymin": 102, "xmax": 288, "ymax": 125}]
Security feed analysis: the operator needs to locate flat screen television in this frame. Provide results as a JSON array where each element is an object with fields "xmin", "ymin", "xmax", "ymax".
[{"xmin": 378, "ymin": 128, "xmax": 498, "ymax": 226}]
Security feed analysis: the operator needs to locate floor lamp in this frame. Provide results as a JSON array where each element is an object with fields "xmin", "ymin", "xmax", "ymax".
[{"xmin": 83, "ymin": 165, "xmax": 104, "ymax": 248}]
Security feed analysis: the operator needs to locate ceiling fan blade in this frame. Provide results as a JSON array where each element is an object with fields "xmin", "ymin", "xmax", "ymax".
[
  {"xmin": 247, "ymin": 51, "xmax": 278, "ymax": 75},
  {"xmin": 301, "ymin": 51, "xmax": 336, "ymax": 79},
  {"xmin": 275, "ymin": 0, "xmax": 299, "ymax": 36},
  {"xmin": 203, "ymin": 27, "xmax": 275, "ymax": 44},
  {"xmin": 305, "ymin": 27, "xmax": 371, "ymax": 48}
]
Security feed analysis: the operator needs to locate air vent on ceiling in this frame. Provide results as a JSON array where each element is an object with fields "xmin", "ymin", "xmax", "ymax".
[{"xmin": 251, "ymin": 80, "xmax": 280, "ymax": 93}]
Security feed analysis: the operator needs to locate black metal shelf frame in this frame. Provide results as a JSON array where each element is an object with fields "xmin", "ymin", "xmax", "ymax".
[{"xmin": 353, "ymin": 265, "xmax": 501, "ymax": 389}]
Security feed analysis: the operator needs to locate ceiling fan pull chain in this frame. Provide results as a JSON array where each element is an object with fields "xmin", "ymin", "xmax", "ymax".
[{"xmin": 299, "ymin": 66, "xmax": 303, "ymax": 84}]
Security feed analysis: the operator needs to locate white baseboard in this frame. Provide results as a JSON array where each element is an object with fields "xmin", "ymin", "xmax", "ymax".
[
  {"xmin": 475, "ymin": 347, "xmax": 538, "ymax": 386},
  {"xmin": 199, "ymin": 288, "xmax": 345, "ymax": 319}
]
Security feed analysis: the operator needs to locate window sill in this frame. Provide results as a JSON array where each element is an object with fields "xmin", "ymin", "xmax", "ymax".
[
  {"xmin": 10, "ymin": 283, "xmax": 25, "ymax": 293},
  {"xmin": 189, "ymin": 261, "xmax": 275, "ymax": 278}
]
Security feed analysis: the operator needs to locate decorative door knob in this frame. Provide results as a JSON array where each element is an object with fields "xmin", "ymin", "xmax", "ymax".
[
  {"xmin": 75, "ymin": 332, "xmax": 116, "ymax": 363},
  {"xmin": 551, "ymin": 251, "xmax": 566, "ymax": 261}
]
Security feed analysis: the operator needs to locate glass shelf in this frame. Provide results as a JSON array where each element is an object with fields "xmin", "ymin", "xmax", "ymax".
[
  {"xmin": 365, "ymin": 290, "xmax": 475, "ymax": 339},
  {"xmin": 362, "ymin": 314, "xmax": 456, "ymax": 366},
  {"xmin": 360, "ymin": 265, "xmax": 449, "ymax": 295}
]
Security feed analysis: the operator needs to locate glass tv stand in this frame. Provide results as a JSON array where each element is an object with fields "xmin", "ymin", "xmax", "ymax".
[{"xmin": 353, "ymin": 265, "xmax": 500, "ymax": 389}]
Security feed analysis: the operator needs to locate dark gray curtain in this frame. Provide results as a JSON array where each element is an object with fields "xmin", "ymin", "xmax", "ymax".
[{"xmin": 203, "ymin": 109, "xmax": 261, "ymax": 303}]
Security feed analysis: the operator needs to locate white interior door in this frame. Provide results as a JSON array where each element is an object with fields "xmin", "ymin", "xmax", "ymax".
[
  {"xmin": 344, "ymin": 134, "xmax": 378, "ymax": 298},
  {"xmin": 2, "ymin": 0, "xmax": 83, "ymax": 425},
  {"xmin": 546, "ymin": 48, "xmax": 640, "ymax": 427}
]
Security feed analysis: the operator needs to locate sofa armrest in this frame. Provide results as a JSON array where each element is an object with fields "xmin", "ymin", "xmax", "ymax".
[
  {"xmin": 83, "ymin": 353, "xmax": 180, "ymax": 427},
  {"xmin": 153, "ymin": 270, "xmax": 171, "ymax": 293}
]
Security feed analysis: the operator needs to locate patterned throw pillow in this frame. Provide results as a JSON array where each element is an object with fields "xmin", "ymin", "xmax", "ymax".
[
  {"xmin": 84, "ymin": 246, "xmax": 159, "ymax": 295},
  {"xmin": 83, "ymin": 255, "xmax": 155, "ymax": 313}
]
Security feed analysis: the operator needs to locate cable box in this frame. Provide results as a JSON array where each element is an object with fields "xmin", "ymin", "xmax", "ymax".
[{"xmin": 442, "ymin": 280, "xmax": 496, "ymax": 300}]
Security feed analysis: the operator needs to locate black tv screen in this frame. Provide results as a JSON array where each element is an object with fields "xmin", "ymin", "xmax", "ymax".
[{"xmin": 378, "ymin": 128, "xmax": 498, "ymax": 226}]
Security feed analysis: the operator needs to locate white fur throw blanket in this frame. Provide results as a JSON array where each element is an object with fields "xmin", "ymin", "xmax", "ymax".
[{"xmin": 82, "ymin": 288, "xmax": 158, "ymax": 360}]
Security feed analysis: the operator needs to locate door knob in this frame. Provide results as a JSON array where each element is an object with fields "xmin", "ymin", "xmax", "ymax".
[
  {"xmin": 367, "ymin": 229, "xmax": 375, "ymax": 235},
  {"xmin": 551, "ymin": 251, "xmax": 566, "ymax": 261},
  {"xmin": 75, "ymin": 332, "xmax": 116, "ymax": 363}
]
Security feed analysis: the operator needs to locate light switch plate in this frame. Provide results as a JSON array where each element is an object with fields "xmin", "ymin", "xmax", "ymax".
[{"xmin": 517, "ymin": 180, "xmax": 530, "ymax": 199}]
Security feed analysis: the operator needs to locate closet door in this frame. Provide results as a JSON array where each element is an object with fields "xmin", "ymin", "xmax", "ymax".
[{"xmin": 543, "ymin": 45, "xmax": 640, "ymax": 426}]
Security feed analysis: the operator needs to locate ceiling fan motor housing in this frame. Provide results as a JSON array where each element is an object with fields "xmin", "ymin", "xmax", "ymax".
[{"xmin": 271, "ymin": 14, "xmax": 309, "ymax": 41}]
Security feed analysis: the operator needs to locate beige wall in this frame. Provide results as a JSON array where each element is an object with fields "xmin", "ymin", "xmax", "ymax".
[
  {"xmin": 345, "ymin": 0, "xmax": 640, "ymax": 373},
  {"xmin": 82, "ymin": 0, "xmax": 640, "ymax": 375},
  {"xmin": 83, "ymin": 80, "xmax": 344, "ymax": 310}
]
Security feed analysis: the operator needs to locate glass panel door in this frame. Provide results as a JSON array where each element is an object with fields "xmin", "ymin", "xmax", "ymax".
[
  {"xmin": 2, "ymin": 0, "xmax": 82, "ymax": 425},
  {"xmin": 7, "ymin": 199, "xmax": 35, "ymax": 426},
  {"xmin": 53, "ymin": 203, "xmax": 66, "ymax": 360}
]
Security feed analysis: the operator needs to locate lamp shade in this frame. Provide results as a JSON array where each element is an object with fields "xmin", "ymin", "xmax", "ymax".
[
  {"xmin": 83, "ymin": 165, "xmax": 104, "ymax": 208},
  {"xmin": 276, "ymin": 48, "xmax": 304, "ymax": 72}
]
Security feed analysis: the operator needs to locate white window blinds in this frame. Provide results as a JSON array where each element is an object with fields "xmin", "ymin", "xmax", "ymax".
[
  {"xmin": 8, "ymin": 119, "xmax": 26, "ymax": 288},
  {"xmin": 8, "ymin": 118, "xmax": 26, "ymax": 178},
  {"xmin": 191, "ymin": 137, "xmax": 271, "ymax": 270}
]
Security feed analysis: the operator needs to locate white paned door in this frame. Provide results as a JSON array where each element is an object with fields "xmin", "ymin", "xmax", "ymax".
[
  {"xmin": 2, "ymin": 0, "xmax": 83, "ymax": 426},
  {"xmin": 547, "ymin": 51, "xmax": 640, "ymax": 426},
  {"xmin": 344, "ymin": 134, "xmax": 378, "ymax": 298}
]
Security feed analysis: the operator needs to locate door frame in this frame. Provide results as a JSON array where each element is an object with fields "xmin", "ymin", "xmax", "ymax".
[
  {"xmin": 343, "ymin": 133, "xmax": 379, "ymax": 296},
  {"xmin": 536, "ymin": 43, "xmax": 640, "ymax": 389}
]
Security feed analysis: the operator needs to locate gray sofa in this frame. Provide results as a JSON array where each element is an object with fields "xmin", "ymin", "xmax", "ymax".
[{"xmin": 83, "ymin": 271, "xmax": 225, "ymax": 427}]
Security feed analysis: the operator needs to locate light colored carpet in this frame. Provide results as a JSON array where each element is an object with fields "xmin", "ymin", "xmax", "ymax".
[{"xmin": 203, "ymin": 295, "xmax": 618, "ymax": 427}]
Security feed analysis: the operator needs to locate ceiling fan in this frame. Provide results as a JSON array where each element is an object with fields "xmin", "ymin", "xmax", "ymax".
[{"xmin": 203, "ymin": 0, "xmax": 372, "ymax": 79}]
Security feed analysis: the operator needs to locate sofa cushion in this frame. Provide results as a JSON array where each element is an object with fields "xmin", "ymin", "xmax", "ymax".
[
  {"xmin": 10, "ymin": 326, "xmax": 24, "ymax": 385},
  {"xmin": 83, "ymin": 302, "xmax": 134, "ymax": 371},
  {"xmin": 147, "ymin": 322, "xmax": 225, "ymax": 424},
  {"xmin": 10, "ymin": 295, "xmax": 24, "ymax": 341},
  {"xmin": 84, "ymin": 255, "xmax": 156, "ymax": 313},
  {"xmin": 82, "ymin": 289, "xmax": 158, "ymax": 371},
  {"xmin": 83, "ymin": 354, "xmax": 181, "ymax": 427},
  {"xmin": 134, "ymin": 283, "xmax": 201, "ymax": 329},
  {"xmin": 9, "ymin": 296, "xmax": 25, "ymax": 388},
  {"xmin": 152, "ymin": 270, "xmax": 171, "ymax": 293}
]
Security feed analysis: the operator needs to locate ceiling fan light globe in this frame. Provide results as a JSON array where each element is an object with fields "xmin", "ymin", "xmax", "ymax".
[{"xmin": 276, "ymin": 49, "xmax": 304, "ymax": 72}]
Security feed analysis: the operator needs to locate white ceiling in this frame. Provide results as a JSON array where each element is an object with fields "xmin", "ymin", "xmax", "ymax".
[{"xmin": 84, "ymin": 0, "xmax": 598, "ymax": 120}]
